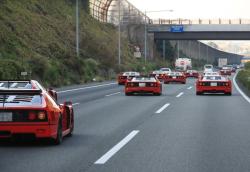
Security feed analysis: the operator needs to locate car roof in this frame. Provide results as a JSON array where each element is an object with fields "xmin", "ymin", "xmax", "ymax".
[{"xmin": 123, "ymin": 72, "xmax": 140, "ymax": 76}]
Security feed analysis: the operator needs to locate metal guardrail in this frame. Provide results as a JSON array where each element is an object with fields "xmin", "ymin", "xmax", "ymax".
[{"xmin": 151, "ymin": 19, "xmax": 250, "ymax": 25}]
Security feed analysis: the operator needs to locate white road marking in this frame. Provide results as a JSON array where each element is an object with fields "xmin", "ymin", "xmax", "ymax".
[
  {"xmin": 187, "ymin": 86, "xmax": 193, "ymax": 90},
  {"xmin": 57, "ymin": 83, "xmax": 116, "ymax": 94},
  {"xmin": 155, "ymin": 103, "xmax": 170, "ymax": 114},
  {"xmin": 95, "ymin": 130, "xmax": 140, "ymax": 164},
  {"xmin": 176, "ymin": 92, "xmax": 184, "ymax": 98},
  {"xmin": 105, "ymin": 92, "xmax": 121, "ymax": 97},
  {"xmin": 72, "ymin": 103, "xmax": 80, "ymax": 106},
  {"xmin": 233, "ymin": 72, "xmax": 250, "ymax": 104}
]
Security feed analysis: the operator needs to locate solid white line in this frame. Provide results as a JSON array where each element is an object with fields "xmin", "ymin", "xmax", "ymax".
[
  {"xmin": 233, "ymin": 72, "xmax": 250, "ymax": 104},
  {"xmin": 105, "ymin": 92, "xmax": 121, "ymax": 97},
  {"xmin": 95, "ymin": 130, "xmax": 140, "ymax": 164},
  {"xmin": 187, "ymin": 86, "xmax": 193, "ymax": 90},
  {"xmin": 72, "ymin": 103, "xmax": 80, "ymax": 106},
  {"xmin": 57, "ymin": 83, "xmax": 116, "ymax": 94},
  {"xmin": 155, "ymin": 103, "xmax": 170, "ymax": 114},
  {"xmin": 176, "ymin": 92, "xmax": 184, "ymax": 98}
]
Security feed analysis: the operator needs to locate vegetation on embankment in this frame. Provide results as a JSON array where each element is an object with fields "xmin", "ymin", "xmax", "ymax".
[
  {"xmin": 237, "ymin": 62, "xmax": 250, "ymax": 94},
  {"xmin": 0, "ymin": 0, "xmax": 170, "ymax": 87}
]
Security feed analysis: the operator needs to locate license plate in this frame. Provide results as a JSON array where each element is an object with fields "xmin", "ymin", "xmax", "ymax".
[
  {"xmin": 210, "ymin": 82, "xmax": 217, "ymax": 86},
  {"xmin": 173, "ymin": 76, "xmax": 177, "ymax": 79},
  {"xmin": 139, "ymin": 83, "xmax": 146, "ymax": 87},
  {"xmin": 0, "ymin": 112, "xmax": 13, "ymax": 122}
]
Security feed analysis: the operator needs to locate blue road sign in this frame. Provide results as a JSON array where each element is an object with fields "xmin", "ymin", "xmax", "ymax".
[{"xmin": 170, "ymin": 25, "xmax": 184, "ymax": 32}]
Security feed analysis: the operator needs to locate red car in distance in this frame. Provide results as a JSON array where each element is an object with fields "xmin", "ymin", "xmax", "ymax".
[
  {"xmin": 117, "ymin": 71, "xmax": 140, "ymax": 85},
  {"xmin": 163, "ymin": 72, "xmax": 186, "ymax": 84},
  {"xmin": 125, "ymin": 76, "xmax": 162, "ymax": 96},
  {"xmin": 220, "ymin": 66, "xmax": 232, "ymax": 76},
  {"xmin": 185, "ymin": 70, "xmax": 199, "ymax": 78},
  {"xmin": 0, "ymin": 80, "xmax": 74, "ymax": 144},
  {"xmin": 196, "ymin": 75, "xmax": 232, "ymax": 95},
  {"xmin": 150, "ymin": 70, "xmax": 166, "ymax": 82}
]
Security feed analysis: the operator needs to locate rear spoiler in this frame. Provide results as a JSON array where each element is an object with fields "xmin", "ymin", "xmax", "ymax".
[{"xmin": 0, "ymin": 89, "xmax": 42, "ymax": 95}]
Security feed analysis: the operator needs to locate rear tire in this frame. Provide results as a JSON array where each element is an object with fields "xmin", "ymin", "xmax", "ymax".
[
  {"xmin": 67, "ymin": 110, "xmax": 74, "ymax": 137},
  {"xmin": 125, "ymin": 92, "xmax": 132, "ymax": 96},
  {"xmin": 52, "ymin": 117, "xmax": 63, "ymax": 145},
  {"xmin": 196, "ymin": 92, "xmax": 202, "ymax": 95},
  {"xmin": 164, "ymin": 82, "xmax": 169, "ymax": 84},
  {"xmin": 154, "ymin": 92, "xmax": 162, "ymax": 96},
  {"xmin": 225, "ymin": 92, "xmax": 232, "ymax": 96}
]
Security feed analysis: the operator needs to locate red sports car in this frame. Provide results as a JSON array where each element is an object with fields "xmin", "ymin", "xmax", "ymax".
[
  {"xmin": 163, "ymin": 72, "xmax": 186, "ymax": 84},
  {"xmin": 149, "ymin": 70, "xmax": 166, "ymax": 82},
  {"xmin": 185, "ymin": 70, "xmax": 199, "ymax": 78},
  {"xmin": 117, "ymin": 71, "xmax": 140, "ymax": 85},
  {"xmin": 196, "ymin": 75, "xmax": 232, "ymax": 95},
  {"xmin": 0, "ymin": 80, "xmax": 74, "ymax": 144},
  {"xmin": 125, "ymin": 76, "xmax": 162, "ymax": 96},
  {"xmin": 220, "ymin": 66, "xmax": 232, "ymax": 76}
]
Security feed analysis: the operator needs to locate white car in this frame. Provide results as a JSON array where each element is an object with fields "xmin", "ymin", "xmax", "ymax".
[
  {"xmin": 160, "ymin": 68, "xmax": 172, "ymax": 74},
  {"xmin": 204, "ymin": 64, "xmax": 214, "ymax": 73}
]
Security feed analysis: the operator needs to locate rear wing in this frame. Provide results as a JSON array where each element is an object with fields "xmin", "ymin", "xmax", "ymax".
[{"xmin": 0, "ymin": 89, "xmax": 42, "ymax": 95}]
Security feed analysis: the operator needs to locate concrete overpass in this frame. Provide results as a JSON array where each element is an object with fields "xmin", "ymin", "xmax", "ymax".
[{"xmin": 148, "ymin": 24, "xmax": 250, "ymax": 40}]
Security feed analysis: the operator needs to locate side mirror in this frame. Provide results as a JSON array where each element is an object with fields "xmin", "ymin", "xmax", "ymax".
[{"xmin": 47, "ymin": 88, "xmax": 58, "ymax": 102}]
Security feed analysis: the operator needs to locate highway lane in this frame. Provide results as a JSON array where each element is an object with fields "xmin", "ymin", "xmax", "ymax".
[
  {"xmin": 88, "ymin": 75, "xmax": 250, "ymax": 172},
  {"xmin": 0, "ymin": 79, "xmax": 193, "ymax": 172}
]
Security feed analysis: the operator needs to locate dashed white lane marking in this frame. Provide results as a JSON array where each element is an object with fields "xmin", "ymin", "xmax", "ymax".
[
  {"xmin": 233, "ymin": 72, "xmax": 250, "ymax": 104},
  {"xmin": 155, "ymin": 103, "xmax": 170, "ymax": 114},
  {"xmin": 95, "ymin": 130, "xmax": 140, "ymax": 164},
  {"xmin": 176, "ymin": 92, "xmax": 184, "ymax": 98},
  {"xmin": 105, "ymin": 92, "xmax": 121, "ymax": 97},
  {"xmin": 57, "ymin": 83, "xmax": 116, "ymax": 94},
  {"xmin": 187, "ymin": 86, "xmax": 193, "ymax": 90},
  {"xmin": 72, "ymin": 103, "xmax": 80, "ymax": 106}
]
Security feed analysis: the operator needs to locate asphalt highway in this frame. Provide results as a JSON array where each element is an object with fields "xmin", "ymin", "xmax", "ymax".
[{"xmin": 1, "ymin": 74, "xmax": 250, "ymax": 172}]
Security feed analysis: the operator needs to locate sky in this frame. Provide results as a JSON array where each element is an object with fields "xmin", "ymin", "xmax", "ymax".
[{"xmin": 128, "ymin": 0, "xmax": 250, "ymax": 19}]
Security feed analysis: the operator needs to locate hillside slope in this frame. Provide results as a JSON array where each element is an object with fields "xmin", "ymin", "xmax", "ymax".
[{"xmin": 0, "ymin": 0, "xmax": 132, "ymax": 86}]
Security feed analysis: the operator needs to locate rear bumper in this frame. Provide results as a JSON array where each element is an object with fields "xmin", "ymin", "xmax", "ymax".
[
  {"xmin": 0, "ymin": 123, "xmax": 57, "ymax": 139},
  {"xmin": 125, "ymin": 87, "xmax": 161, "ymax": 94},
  {"xmin": 196, "ymin": 86, "xmax": 231, "ymax": 93}
]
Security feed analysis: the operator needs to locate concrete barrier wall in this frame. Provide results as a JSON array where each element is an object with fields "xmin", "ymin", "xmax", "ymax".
[{"xmin": 170, "ymin": 40, "xmax": 243, "ymax": 64}]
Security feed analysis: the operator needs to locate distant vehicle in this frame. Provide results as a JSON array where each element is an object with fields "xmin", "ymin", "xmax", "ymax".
[
  {"xmin": 150, "ymin": 70, "xmax": 166, "ymax": 81},
  {"xmin": 0, "ymin": 80, "xmax": 74, "ymax": 144},
  {"xmin": 220, "ymin": 65, "xmax": 232, "ymax": 75},
  {"xmin": 163, "ymin": 72, "xmax": 186, "ymax": 84},
  {"xmin": 196, "ymin": 75, "xmax": 232, "ymax": 95},
  {"xmin": 159, "ymin": 68, "xmax": 172, "ymax": 74},
  {"xmin": 218, "ymin": 58, "xmax": 227, "ymax": 68},
  {"xmin": 203, "ymin": 64, "xmax": 214, "ymax": 74},
  {"xmin": 117, "ymin": 71, "xmax": 140, "ymax": 85},
  {"xmin": 125, "ymin": 76, "xmax": 162, "ymax": 96},
  {"xmin": 175, "ymin": 58, "xmax": 192, "ymax": 71},
  {"xmin": 185, "ymin": 70, "xmax": 199, "ymax": 78}
]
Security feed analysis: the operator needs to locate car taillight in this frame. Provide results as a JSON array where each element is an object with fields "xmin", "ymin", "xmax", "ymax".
[
  {"xmin": 150, "ymin": 83, "xmax": 157, "ymax": 87},
  {"xmin": 28, "ymin": 111, "xmax": 47, "ymax": 121},
  {"xmin": 28, "ymin": 112, "xmax": 36, "ymax": 120},
  {"xmin": 38, "ymin": 112, "xmax": 46, "ymax": 120}
]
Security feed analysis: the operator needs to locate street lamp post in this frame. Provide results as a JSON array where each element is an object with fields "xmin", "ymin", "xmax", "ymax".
[
  {"xmin": 76, "ymin": 0, "xmax": 79, "ymax": 57},
  {"xmin": 118, "ymin": 0, "xmax": 121, "ymax": 66}
]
